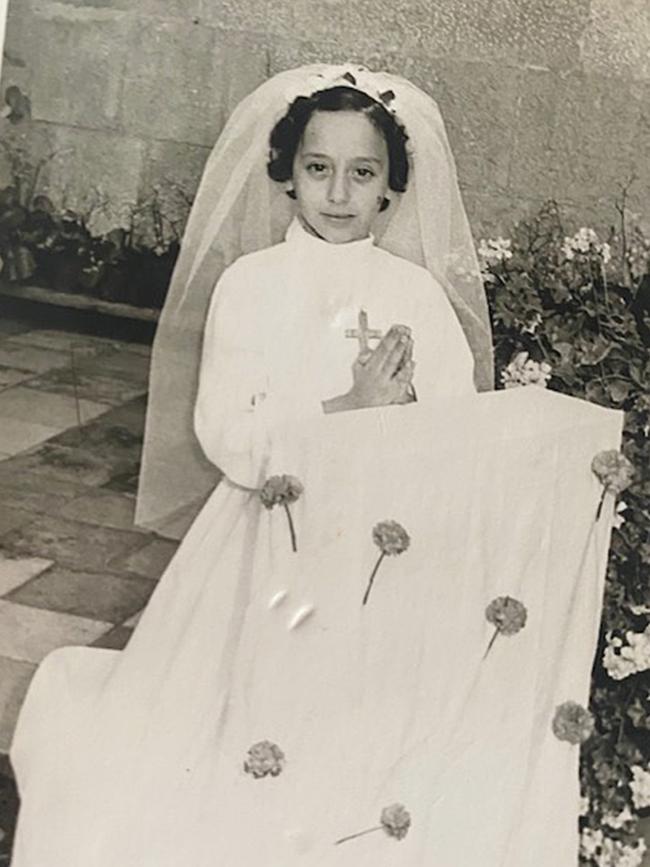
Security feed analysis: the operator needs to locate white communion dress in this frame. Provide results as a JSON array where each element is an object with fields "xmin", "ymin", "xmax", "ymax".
[{"xmin": 10, "ymin": 219, "xmax": 622, "ymax": 866}]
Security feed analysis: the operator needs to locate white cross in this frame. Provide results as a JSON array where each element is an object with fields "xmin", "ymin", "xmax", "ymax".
[{"xmin": 344, "ymin": 309, "xmax": 383, "ymax": 355}]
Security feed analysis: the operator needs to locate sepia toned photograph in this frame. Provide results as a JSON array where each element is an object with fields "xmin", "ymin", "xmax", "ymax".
[{"xmin": 0, "ymin": 0, "xmax": 648, "ymax": 864}]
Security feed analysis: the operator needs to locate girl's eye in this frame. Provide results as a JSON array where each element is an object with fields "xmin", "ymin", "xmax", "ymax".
[
  {"xmin": 306, "ymin": 162, "xmax": 328, "ymax": 175},
  {"xmin": 355, "ymin": 167, "xmax": 375, "ymax": 179}
]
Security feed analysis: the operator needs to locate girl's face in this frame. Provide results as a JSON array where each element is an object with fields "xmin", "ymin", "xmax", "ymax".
[{"xmin": 291, "ymin": 110, "xmax": 390, "ymax": 244}]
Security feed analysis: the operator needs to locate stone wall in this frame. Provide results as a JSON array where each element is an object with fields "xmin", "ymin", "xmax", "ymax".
[{"xmin": 1, "ymin": 0, "xmax": 649, "ymax": 240}]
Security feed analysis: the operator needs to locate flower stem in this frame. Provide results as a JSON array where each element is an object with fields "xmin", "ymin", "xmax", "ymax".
[
  {"xmin": 283, "ymin": 503, "xmax": 297, "ymax": 553},
  {"xmin": 595, "ymin": 488, "xmax": 607, "ymax": 521},
  {"xmin": 335, "ymin": 825, "xmax": 382, "ymax": 846},
  {"xmin": 483, "ymin": 627, "xmax": 500, "ymax": 660},
  {"xmin": 363, "ymin": 553, "xmax": 385, "ymax": 606}
]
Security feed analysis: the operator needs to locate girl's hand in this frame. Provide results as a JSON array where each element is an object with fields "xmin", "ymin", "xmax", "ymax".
[{"xmin": 322, "ymin": 325, "xmax": 415, "ymax": 413}]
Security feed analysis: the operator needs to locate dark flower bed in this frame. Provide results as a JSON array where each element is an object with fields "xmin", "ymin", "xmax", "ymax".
[
  {"xmin": 482, "ymin": 200, "xmax": 650, "ymax": 865},
  {"xmin": 0, "ymin": 186, "xmax": 178, "ymax": 310}
]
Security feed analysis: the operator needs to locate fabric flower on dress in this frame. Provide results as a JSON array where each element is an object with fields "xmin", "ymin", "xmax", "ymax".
[
  {"xmin": 501, "ymin": 351, "xmax": 552, "ymax": 389},
  {"xmin": 259, "ymin": 474, "xmax": 304, "ymax": 552},
  {"xmin": 483, "ymin": 596, "xmax": 528, "ymax": 659},
  {"xmin": 335, "ymin": 803, "xmax": 411, "ymax": 845},
  {"xmin": 363, "ymin": 520, "xmax": 411, "ymax": 605},
  {"xmin": 552, "ymin": 701, "xmax": 595, "ymax": 745},
  {"xmin": 243, "ymin": 740, "xmax": 285, "ymax": 779},
  {"xmin": 591, "ymin": 450, "xmax": 634, "ymax": 519}
]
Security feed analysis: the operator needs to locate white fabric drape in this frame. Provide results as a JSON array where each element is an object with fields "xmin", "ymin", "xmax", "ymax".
[{"xmin": 10, "ymin": 388, "xmax": 622, "ymax": 867}]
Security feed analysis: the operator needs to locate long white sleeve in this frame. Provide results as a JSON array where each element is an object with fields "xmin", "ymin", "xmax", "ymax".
[
  {"xmin": 194, "ymin": 264, "xmax": 277, "ymax": 490},
  {"xmin": 402, "ymin": 267, "xmax": 478, "ymax": 402}
]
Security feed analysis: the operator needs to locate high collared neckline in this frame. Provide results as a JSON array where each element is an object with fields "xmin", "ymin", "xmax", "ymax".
[{"xmin": 285, "ymin": 216, "xmax": 375, "ymax": 259}]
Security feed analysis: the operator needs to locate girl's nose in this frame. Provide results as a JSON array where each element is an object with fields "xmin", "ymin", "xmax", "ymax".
[{"xmin": 327, "ymin": 169, "xmax": 349, "ymax": 205}]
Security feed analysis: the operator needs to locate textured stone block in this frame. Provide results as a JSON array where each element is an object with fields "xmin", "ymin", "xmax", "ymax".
[
  {"xmin": 110, "ymin": 537, "xmax": 178, "ymax": 580},
  {"xmin": 198, "ymin": 0, "xmax": 284, "ymax": 35},
  {"xmin": 0, "ymin": 600, "xmax": 109, "ymax": 664},
  {"xmin": 518, "ymin": 0, "xmax": 591, "ymax": 71},
  {"xmin": 7, "ymin": 566, "xmax": 155, "ymax": 623},
  {"xmin": 0, "ymin": 554, "xmax": 54, "ymax": 597},
  {"xmin": 507, "ymin": 69, "xmax": 562, "ymax": 199},
  {"xmin": 1, "ymin": 515, "xmax": 146, "ymax": 572},
  {"xmin": 59, "ymin": 490, "xmax": 139, "ymax": 531},
  {"xmin": 406, "ymin": 58, "xmax": 521, "ymax": 192},
  {"xmin": 137, "ymin": 139, "xmax": 210, "ymax": 245},
  {"xmin": 345, "ymin": 0, "xmax": 521, "ymax": 63},
  {"xmin": 0, "ymin": 656, "xmax": 37, "ymax": 752},
  {"xmin": 546, "ymin": 73, "xmax": 642, "ymax": 204},
  {"xmin": 1, "ymin": 0, "xmax": 36, "ymax": 95},
  {"xmin": 0, "ymin": 418, "xmax": 60, "ymax": 458},
  {"xmin": 57, "ymin": 0, "xmax": 200, "ymax": 18},
  {"xmin": 28, "ymin": 5, "xmax": 134, "ymax": 130},
  {"xmin": 582, "ymin": 0, "xmax": 650, "ymax": 82},
  {"xmin": 121, "ymin": 22, "xmax": 268, "ymax": 146},
  {"xmin": 0, "ymin": 386, "xmax": 110, "ymax": 429},
  {"xmin": 268, "ymin": 40, "xmax": 352, "ymax": 78},
  {"xmin": 40, "ymin": 126, "xmax": 146, "ymax": 235}
]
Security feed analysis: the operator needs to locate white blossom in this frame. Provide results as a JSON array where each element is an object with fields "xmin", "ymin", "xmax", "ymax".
[
  {"xmin": 603, "ymin": 806, "xmax": 634, "ymax": 829},
  {"xmin": 630, "ymin": 765, "xmax": 650, "ymax": 810},
  {"xmin": 562, "ymin": 227, "xmax": 611, "ymax": 263},
  {"xmin": 603, "ymin": 626, "xmax": 650, "ymax": 680},
  {"xmin": 477, "ymin": 237, "xmax": 513, "ymax": 265},
  {"xmin": 580, "ymin": 827, "xmax": 647, "ymax": 867},
  {"xmin": 501, "ymin": 352, "xmax": 552, "ymax": 389},
  {"xmin": 580, "ymin": 827, "xmax": 605, "ymax": 859},
  {"xmin": 612, "ymin": 500, "xmax": 627, "ymax": 529}
]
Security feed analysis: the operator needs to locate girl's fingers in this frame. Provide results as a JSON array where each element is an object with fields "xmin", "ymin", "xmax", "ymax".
[{"xmin": 380, "ymin": 334, "xmax": 411, "ymax": 376}]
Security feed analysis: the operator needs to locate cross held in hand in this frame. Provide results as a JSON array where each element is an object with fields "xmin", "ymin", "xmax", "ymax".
[{"xmin": 345, "ymin": 309, "xmax": 383, "ymax": 355}]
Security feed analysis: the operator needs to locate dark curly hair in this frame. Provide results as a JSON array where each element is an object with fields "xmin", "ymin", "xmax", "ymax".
[{"xmin": 267, "ymin": 86, "xmax": 409, "ymax": 211}]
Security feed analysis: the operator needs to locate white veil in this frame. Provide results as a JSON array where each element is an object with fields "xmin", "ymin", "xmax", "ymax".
[{"xmin": 135, "ymin": 64, "xmax": 494, "ymax": 538}]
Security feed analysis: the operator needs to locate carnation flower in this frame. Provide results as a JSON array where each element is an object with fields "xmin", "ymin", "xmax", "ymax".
[
  {"xmin": 243, "ymin": 740, "xmax": 285, "ymax": 779},
  {"xmin": 483, "ymin": 595, "xmax": 528, "ymax": 659},
  {"xmin": 372, "ymin": 521, "xmax": 411, "ymax": 556},
  {"xmin": 630, "ymin": 765, "xmax": 650, "ymax": 810},
  {"xmin": 603, "ymin": 627, "xmax": 650, "ymax": 680},
  {"xmin": 552, "ymin": 701, "xmax": 595, "ymax": 745},
  {"xmin": 380, "ymin": 804, "xmax": 411, "ymax": 840},
  {"xmin": 363, "ymin": 520, "xmax": 411, "ymax": 605},
  {"xmin": 500, "ymin": 351, "xmax": 552, "ymax": 389},
  {"xmin": 259, "ymin": 474, "xmax": 304, "ymax": 552},
  {"xmin": 335, "ymin": 802, "xmax": 411, "ymax": 845},
  {"xmin": 591, "ymin": 451, "xmax": 635, "ymax": 520}
]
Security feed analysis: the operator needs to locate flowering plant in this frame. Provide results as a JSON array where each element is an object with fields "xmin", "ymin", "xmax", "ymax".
[
  {"xmin": 483, "ymin": 595, "xmax": 527, "ymax": 659},
  {"xmin": 362, "ymin": 520, "xmax": 411, "ymax": 605},
  {"xmin": 481, "ymin": 200, "xmax": 650, "ymax": 863},
  {"xmin": 335, "ymin": 802, "xmax": 411, "ymax": 845},
  {"xmin": 259, "ymin": 474, "xmax": 304, "ymax": 552}
]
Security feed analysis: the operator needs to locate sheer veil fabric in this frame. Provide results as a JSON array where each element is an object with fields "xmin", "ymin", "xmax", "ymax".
[{"xmin": 135, "ymin": 64, "xmax": 494, "ymax": 537}]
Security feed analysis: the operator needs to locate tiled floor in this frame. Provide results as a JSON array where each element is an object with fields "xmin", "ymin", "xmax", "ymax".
[{"xmin": 0, "ymin": 319, "xmax": 178, "ymax": 762}]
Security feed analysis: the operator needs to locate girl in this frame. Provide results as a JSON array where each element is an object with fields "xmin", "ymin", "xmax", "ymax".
[{"xmin": 14, "ymin": 66, "xmax": 608, "ymax": 867}]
